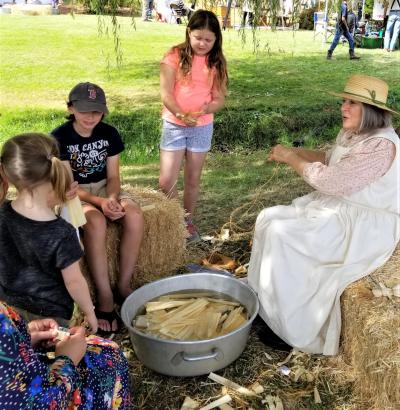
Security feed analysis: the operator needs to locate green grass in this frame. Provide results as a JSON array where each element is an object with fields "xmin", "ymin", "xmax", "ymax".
[{"xmin": 1, "ymin": 14, "xmax": 399, "ymax": 162}]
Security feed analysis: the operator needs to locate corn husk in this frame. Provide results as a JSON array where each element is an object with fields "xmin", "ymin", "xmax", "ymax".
[
  {"xmin": 133, "ymin": 292, "xmax": 247, "ymax": 341},
  {"xmin": 199, "ymin": 394, "xmax": 232, "ymax": 410},
  {"xmin": 63, "ymin": 196, "xmax": 86, "ymax": 228}
]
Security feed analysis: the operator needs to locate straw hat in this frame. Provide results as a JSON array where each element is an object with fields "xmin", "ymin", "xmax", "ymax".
[{"xmin": 330, "ymin": 74, "xmax": 399, "ymax": 115}]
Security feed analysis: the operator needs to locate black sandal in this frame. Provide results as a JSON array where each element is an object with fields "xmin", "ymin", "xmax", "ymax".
[
  {"xmin": 95, "ymin": 308, "xmax": 122, "ymax": 336},
  {"xmin": 112, "ymin": 289, "xmax": 126, "ymax": 307}
]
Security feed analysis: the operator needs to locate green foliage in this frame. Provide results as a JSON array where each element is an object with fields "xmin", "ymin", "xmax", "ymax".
[
  {"xmin": 0, "ymin": 107, "xmax": 161, "ymax": 164},
  {"xmin": 78, "ymin": 0, "xmax": 139, "ymax": 14},
  {"xmin": 364, "ymin": 0, "xmax": 374, "ymax": 17},
  {"xmin": 111, "ymin": 110, "xmax": 161, "ymax": 163},
  {"xmin": 74, "ymin": 0, "xmax": 141, "ymax": 66},
  {"xmin": 213, "ymin": 106, "xmax": 340, "ymax": 152}
]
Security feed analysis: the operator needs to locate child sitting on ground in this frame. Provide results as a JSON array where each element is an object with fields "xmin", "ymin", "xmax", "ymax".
[
  {"xmin": 0, "ymin": 133, "xmax": 97, "ymax": 333},
  {"xmin": 52, "ymin": 82, "xmax": 144, "ymax": 334}
]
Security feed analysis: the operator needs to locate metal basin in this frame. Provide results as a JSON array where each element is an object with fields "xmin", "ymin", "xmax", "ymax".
[{"xmin": 121, "ymin": 273, "xmax": 259, "ymax": 377}]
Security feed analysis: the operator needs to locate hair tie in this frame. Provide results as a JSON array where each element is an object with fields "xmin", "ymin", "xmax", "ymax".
[{"xmin": 47, "ymin": 154, "xmax": 54, "ymax": 161}]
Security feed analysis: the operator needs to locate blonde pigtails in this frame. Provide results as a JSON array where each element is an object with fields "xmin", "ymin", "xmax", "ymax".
[{"xmin": 49, "ymin": 156, "xmax": 72, "ymax": 204}]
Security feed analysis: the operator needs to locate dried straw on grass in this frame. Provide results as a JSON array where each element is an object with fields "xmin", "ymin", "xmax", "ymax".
[
  {"xmin": 81, "ymin": 186, "xmax": 187, "ymax": 296},
  {"xmin": 341, "ymin": 244, "xmax": 400, "ymax": 410}
]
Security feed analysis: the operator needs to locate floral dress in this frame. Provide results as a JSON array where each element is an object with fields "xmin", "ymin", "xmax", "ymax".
[{"xmin": 0, "ymin": 302, "xmax": 130, "ymax": 409}]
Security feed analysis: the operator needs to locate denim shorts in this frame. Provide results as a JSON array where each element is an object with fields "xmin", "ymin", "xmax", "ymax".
[{"xmin": 160, "ymin": 120, "xmax": 213, "ymax": 153}]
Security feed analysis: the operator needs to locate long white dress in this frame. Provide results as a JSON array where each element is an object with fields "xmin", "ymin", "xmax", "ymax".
[{"xmin": 248, "ymin": 128, "xmax": 400, "ymax": 355}]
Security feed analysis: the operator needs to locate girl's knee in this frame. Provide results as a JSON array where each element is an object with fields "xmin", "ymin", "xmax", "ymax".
[
  {"xmin": 159, "ymin": 175, "xmax": 175, "ymax": 192},
  {"xmin": 84, "ymin": 210, "xmax": 107, "ymax": 232},
  {"xmin": 123, "ymin": 202, "xmax": 144, "ymax": 227}
]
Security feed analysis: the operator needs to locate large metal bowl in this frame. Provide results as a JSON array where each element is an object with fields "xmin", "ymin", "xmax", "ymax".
[{"xmin": 121, "ymin": 273, "xmax": 259, "ymax": 377}]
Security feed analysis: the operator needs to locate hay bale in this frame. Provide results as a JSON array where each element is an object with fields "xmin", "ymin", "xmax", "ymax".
[
  {"xmin": 341, "ymin": 244, "xmax": 400, "ymax": 410},
  {"xmin": 81, "ymin": 186, "xmax": 187, "ymax": 297}
]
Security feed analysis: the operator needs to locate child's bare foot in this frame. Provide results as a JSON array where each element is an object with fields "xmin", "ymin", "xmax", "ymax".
[{"xmin": 96, "ymin": 298, "xmax": 119, "ymax": 333}]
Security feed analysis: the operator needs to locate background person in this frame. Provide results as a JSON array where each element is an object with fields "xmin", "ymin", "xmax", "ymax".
[
  {"xmin": 142, "ymin": 0, "xmax": 154, "ymax": 21},
  {"xmin": 248, "ymin": 75, "xmax": 399, "ymax": 355},
  {"xmin": 170, "ymin": 0, "xmax": 193, "ymax": 24},
  {"xmin": 0, "ymin": 301, "xmax": 130, "ymax": 409},
  {"xmin": 327, "ymin": 0, "xmax": 360, "ymax": 59},
  {"xmin": 384, "ymin": 0, "xmax": 400, "ymax": 52},
  {"xmin": 241, "ymin": 0, "xmax": 254, "ymax": 27},
  {"xmin": 159, "ymin": 10, "xmax": 228, "ymax": 241},
  {"xmin": 155, "ymin": 0, "xmax": 172, "ymax": 22},
  {"xmin": 347, "ymin": 8, "xmax": 358, "ymax": 37}
]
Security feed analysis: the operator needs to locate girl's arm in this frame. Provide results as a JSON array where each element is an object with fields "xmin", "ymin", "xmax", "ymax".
[
  {"xmin": 202, "ymin": 82, "xmax": 226, "ymax": 115},
  {"xmin": 105, "ymin": 155, "xmax": 121, "ymax": 200},
  {"xmin": 61, "ymin": 261, "xmax": 98, "ymax": 333},
  {"xmin": 160, "ymin": 63, "xmax": 185, "ymax": 117},
  {"xmin": 76, "ymin": 186, "xmax": 104, "ymax": 208},
  {"xmin": 103, "ymin": 155, "xmax": 126, "ymax": 220}
]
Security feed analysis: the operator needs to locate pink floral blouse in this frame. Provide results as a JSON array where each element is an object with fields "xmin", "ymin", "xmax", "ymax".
[{"xmin": 303, "ymin": 130, "xmax": 396, "ymax": 196}]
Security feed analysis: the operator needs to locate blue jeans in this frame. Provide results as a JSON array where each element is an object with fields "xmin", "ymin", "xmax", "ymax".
[
  {"xmin": 384, "ymin": 11, "xmax": 400, "ymax": 51},
  {"xmin": 142, "ymin": 0, "xmax": 153, "ymax": 20},
  {"xmin": 329, "ymin": 27, "xmax": 354, "ymax": 52}
]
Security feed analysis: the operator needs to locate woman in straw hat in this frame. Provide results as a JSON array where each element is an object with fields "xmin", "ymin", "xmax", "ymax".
[{"xmin": 248, "ymin": 74, "xmax": 399, "ymax": 355}]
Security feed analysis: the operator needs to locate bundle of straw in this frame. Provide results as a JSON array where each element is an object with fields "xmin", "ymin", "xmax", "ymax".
[
  {"xmin": 81, "ymin": 186, "xmax": 187, "ymax": 296},
  {"xmin": 341, "ymin": 244, "xmax": 400, "ymax": 409}
]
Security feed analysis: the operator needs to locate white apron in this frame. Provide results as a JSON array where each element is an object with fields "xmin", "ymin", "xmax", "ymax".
[{"xmin": 248, "ymin": 128, "xmax": 400, "ymax": 355}]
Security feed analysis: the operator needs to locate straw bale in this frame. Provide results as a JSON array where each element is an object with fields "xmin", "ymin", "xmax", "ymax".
[
  {"xmin": 80, "ymin": 186, "xmax": 187, "ymax": 296},
  {"xmin": 341, "ymin": 244, "xmax": 400, "ymax": 410}
]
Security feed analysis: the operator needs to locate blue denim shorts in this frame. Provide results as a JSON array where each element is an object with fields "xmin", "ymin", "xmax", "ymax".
[{"xmin": 160, "ymin": 120, "xmax": 213, "ymax": 153}]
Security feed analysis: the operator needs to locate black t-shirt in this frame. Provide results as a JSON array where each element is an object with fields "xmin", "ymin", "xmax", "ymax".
[
  {"xmin": 0, "ymin": 201, "xmax": 84, "ymax": 319},
  {"xmin": 51, "ymin": 121, "xmax": 124, "ymax": 184}
]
